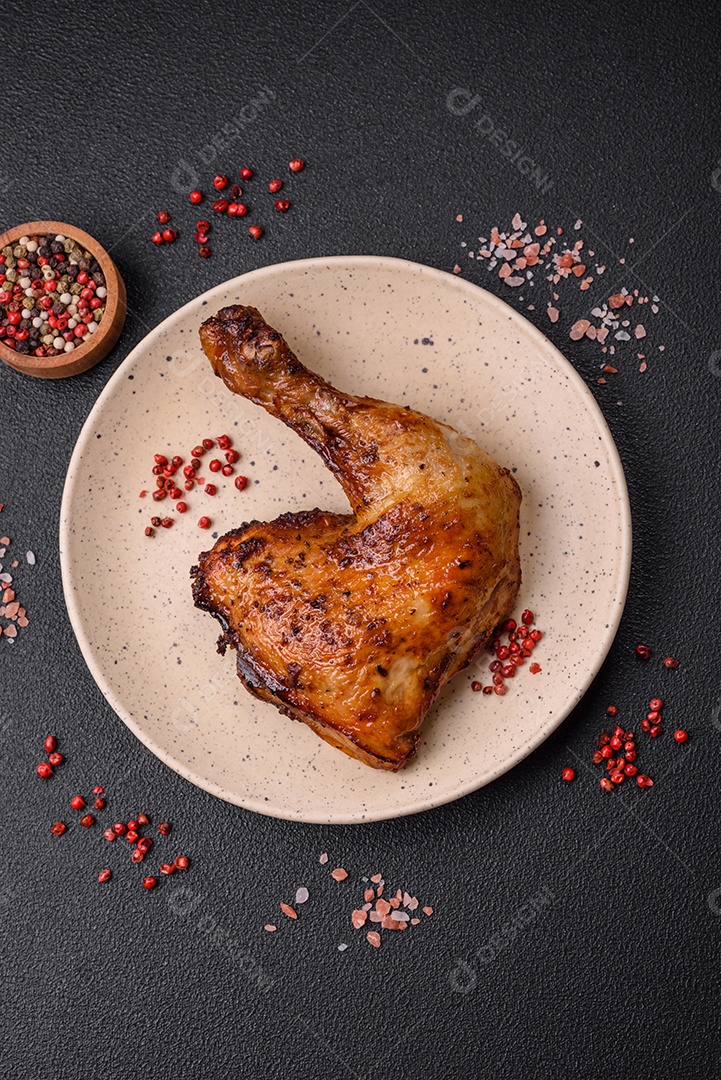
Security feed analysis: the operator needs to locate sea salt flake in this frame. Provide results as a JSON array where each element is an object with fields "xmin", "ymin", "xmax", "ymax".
[
  {"xmin": 338, "ymin": 943, "xmax": 348, "ymax": 951},
  {"xmin": 295, "ymin": 887, "xmax": 309, "ymax": 905},
  {"xmin": 26, "ymin": 551, "xmax": 35, "ymax": 565},
  {"xmin": 319, "ymin": 852, "xmax": 328, "ymax": 864},
  {"xmin": 614, "ymin": 331, "xmax": 630, "ymax": 341}
]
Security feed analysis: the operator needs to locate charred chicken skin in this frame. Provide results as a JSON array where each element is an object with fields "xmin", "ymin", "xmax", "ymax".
[{"xmin": 191, "ymin": 305, "xmax": 521, "ymax": 770}]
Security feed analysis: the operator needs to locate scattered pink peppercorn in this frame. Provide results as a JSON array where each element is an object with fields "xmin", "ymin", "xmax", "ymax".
[
  {"xmin": 673, "ymin": 729, "xmax": 688, "ymax": 743},
  {"xmin": 151, "ymin": 232, "xmax": 164, "ymax": 245},
  {"xmin": 94, "ymin": 797, "xmax": 106, "ymax": 810},
  {"xmin": 157, "ymin": 210, "xmax": 171, "ymax": 224},
  {"xmin": 98, "ymin": 869, "xmax": 112, "ymax": 883},
  {"xmin": 235, "ymin": 476, "xmax": 248, "ymax": 491},
  {"xmin": 213, "ymin": 175, "xmax": 228, "ymax": 190},
  {"xmin": 158, "ymin": 821, "xmax": 172, "ymax": 835},
  {"xmin": 112, "ymin": 822, "xmax": 127, "ymax": 836},
  {"xmin": 51, "ymin": 821, "xmax": 66, "ymax": 836},
  {"xmin": 189, "ymin": 190, "xmax": 203, "ymax": 204},
  {"xmin": 274, "ymin": 199, "xmax": 290, "ymax": 212},
  {"xmin": 198, "ymin": 517, "xmax": 211, "ymax": 529},
  {"xmin": 160, "ymin": 863, "xmax": 175, "ymax": 876},
  {"xmin": 70, "ymin": 795, "xmax": 85, "ymax": 810},
  {"xmin": 289, "ymin": 158, "xmax": 305, "ymax": 172},
  {"xmin": 664, "ymin": 657, "xmax": 679, "ymax": 669},
  {"xmin": 240, "ymin": 167, "xmax": 254, "ymax": 180},
  {"xmin": 80, "ymin": 813, "xmax": 95, "ymax": 827},
  {"xmin": 269, "ymin": 179, "xmax": 283, "ymax": 192},
  {"xmin": 561, "ymin": 767, "xmax": 575, "ymax": 782},
  {"xmin": 248, "ymin": 225, "xmax": 263, "ymax": 240},
  {"xmin": 199, "ymin": 246, "xmax": 211, "ymax": 259},
  {"xmin": 175, "ymin": 855, "xmax": 189, "ymax": 870},
  {"xmin": 103, "ymin": 828, "xmax": 115, "ymax": 842},
  {"xmin": 37, "ymin": 762, "xmax": 53, "ymax": 779},
  {"xmin": 44, "ymin": 735, "xmax": 57, "ymax": 753},
  {"xmin": 162, "ymin": 228, "xmax": 177, "ymax": 243},
  {"xmin": 636, "ymin": 645, "xmax": 650, "ymax": 659},
  {"xmin": 142, "ymin": 876, "xmax": 158, "ymax": 890}
]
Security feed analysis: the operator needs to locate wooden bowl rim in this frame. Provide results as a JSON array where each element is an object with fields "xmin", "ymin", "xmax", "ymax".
[{"xmin": 0, "ymin": 219, "xmax": 127, "ymax": 378}]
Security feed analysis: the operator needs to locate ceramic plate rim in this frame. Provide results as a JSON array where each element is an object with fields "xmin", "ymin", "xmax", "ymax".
[{"xmin": 60, "ymin": 254, "xmax": 632, "ymax": 823}]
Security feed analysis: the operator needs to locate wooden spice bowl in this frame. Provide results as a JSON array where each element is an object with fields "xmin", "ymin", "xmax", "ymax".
[{"xmin": 0, "ymin": 220, "xmax": 127, "ymax": 379}]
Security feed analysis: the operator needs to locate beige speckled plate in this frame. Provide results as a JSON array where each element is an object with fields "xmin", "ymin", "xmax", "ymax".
[{"xmin": 60, "ymin": 256, "xmax": 631, "ymax": 824}]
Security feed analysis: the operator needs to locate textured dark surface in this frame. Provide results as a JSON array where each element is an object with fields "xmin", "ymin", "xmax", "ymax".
[{"xmin": 2, "ymin": 2, "xmax": 721, "ymax": 1077}]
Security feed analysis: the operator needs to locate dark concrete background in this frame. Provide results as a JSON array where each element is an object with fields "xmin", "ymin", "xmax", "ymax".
[{"xmin": 2, "ymin": 2, "xmax": 721, "ymax": 1077}]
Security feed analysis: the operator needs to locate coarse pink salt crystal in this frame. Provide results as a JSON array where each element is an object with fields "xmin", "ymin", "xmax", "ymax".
[
  {"xmin": 456, "ymin": 214, "xmax": 463, "ymax": 222},
  {"xmin": 546, "ymin": 306, "xmax": 559, "ymax": 323},
  {"xmin": 319, "ymin": 852, "xmax": 328, "ymax": 864},
  {"xmin": 570, "ymin": 320, "xmax": 590, "ymax": 340},
  {"xmin": 453, "ymin": 264, "xmax": 461, "ymax": 274},
  {"xmin": 331, "ymin": 868, "xmax": 348, "ymax": 882},
  {"xmin": 635, "ymin": 324, "xmax": 646, "ymax": 339},
  {"xmin": 3, "ymin": 625, "xmax": 17, "ymax": 638},
  {"xmin": 364, "ymin": 888, "xmax": 375, "ymax": 903},
  {"xmin": 511, "ymin": 212, "xmax": 524, "ymax": 230},
  {"xmin": 366, "ymin": 931, "xmax": 381, "ymax": 948},
  {"xmin": 370, "ymin": 873, "xmax": 382, "ymax": 883},
  {"xmin": 280, "ymin": 903, "xmax": 297, "ymax": 920},
  {"xmin": 534, "ymin": 223, "xmax": 547, "ymax": 236},
  {"xmin": 411, "ymin": 917, "xmax": 420, "ymax": 925},
  {"xmin": 352, "ymin": 909, "xmax": 367, "ymax": 929},
  {"xmin": 498, "ymin": 263, "xmax": 512, "ymax": 279},
  {"xmin": 639, "ymin": 361, "xmax": 647, "ymax": 372},
  {"xmin": 423, "ymin": 906, "xmax": 434, "ymax": 916},
  {"xmin": 264, "ymin": 924, "xmax": 277, "ymax": 932},
  {"xmin": 376, "ymin": 898, "xmax": 391, "ymax": 917},
  {"xmin": 381, "ymin": 915, "xmax": 404, "ymax": 930}
]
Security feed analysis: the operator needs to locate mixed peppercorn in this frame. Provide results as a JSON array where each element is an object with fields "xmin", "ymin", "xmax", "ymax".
[{"xmin": 0, "ymin": 233, "xmax": 107, "ymax": 356}]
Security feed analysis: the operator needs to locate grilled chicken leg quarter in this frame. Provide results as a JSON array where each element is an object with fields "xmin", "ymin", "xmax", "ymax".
[{"xmin": 191, "ymin": 305, "xmax": 522, "ymax": 770}]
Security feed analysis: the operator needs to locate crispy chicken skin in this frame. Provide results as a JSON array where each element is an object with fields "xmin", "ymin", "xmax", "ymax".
[{"xmin": 191, "ymin": 305, "xmax": 521, "ymax": 770}]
